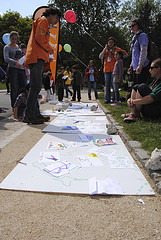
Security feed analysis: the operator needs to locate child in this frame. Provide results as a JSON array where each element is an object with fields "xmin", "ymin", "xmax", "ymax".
[
  {"xmin": 56, "ymin": 67, "xmax": 65, "ymax": 101},
  {"xmin": 71, "ymin": 65, "xmax": 82, "ymax": 102},
  {"xmin": 64, "ymin": 66, "xmax": 72, "ymax": 98},
  {"xmin": 111, "ymin": 50, "xmax": 124, "ymax": 106},
  {"xmin": 13, "ymin": 84, "xmax": 30, "ymax": 121},
  {"xmin": 43, "ymin": 71, "xmax": 52, "ymax": 102}
]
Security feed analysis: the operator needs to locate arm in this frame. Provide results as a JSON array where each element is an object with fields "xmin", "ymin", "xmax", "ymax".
[
  {"xmin": 136, "ymin": 33, "xmax": 148, "ymax": 73},
  {"xmin": 94, "ymin": 66, "xmax": 98, "ymax": 76},
  {"xmin": 85, "ymin": 67, "xmax": 89, "ymax": 76},
  {"xmin": 35, "ymin": 19, "xmax": 53, "ymax": 54},
  {"xmin": 99, "ymin": 46, "xmax": 107, "ymax": 59},
  {"xmin": 128, "ymin": 95, "xmax": 154, "ymax": 108},
  {"xmin": 122, "ymin": 49, "xmax": 128, "ymax": 59},
  {"xmin": 4, "ymin": 46, "xmax": 23, "ymax": 68},
  {"xmin": 136, "ymin": 45, "xmax": 148, "ymax": 74}
]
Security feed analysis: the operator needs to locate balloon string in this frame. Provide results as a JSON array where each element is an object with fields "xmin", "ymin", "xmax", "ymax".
[
  {"xmin": 75, "ymin": 22, "xmax": 103, "ymax": 48},
  {"xmin": 70, "ymin": 52, "xmax": 88, "ymax": 67}
]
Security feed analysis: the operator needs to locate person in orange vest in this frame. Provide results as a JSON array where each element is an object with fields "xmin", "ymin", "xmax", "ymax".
[
  {"xmin": 99, "ymin": 37, "xmax": 127, "ymax": 104},
  {"xmin": 24, "ymin": 7, "xmax": 61, "ymax": 124}
]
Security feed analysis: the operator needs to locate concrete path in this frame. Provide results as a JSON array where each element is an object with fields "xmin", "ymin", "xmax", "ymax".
[{"xmin": 0, "ymin": 88, "xmax": 161, "ymax": 240}]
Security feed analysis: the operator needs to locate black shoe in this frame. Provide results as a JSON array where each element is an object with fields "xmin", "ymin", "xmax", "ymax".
[
  {"xmin": 71, "ymin": 99, "xmax": 75, "ymax": 101},
  {"xmin": 38, "ymin": 114, "xmax": 50, "ymax": 122},
  {"xmin": 23, "ymin": 116, "xmax": 44, "ymax": 124},
  {"xmin": 89, "ymin": 97, "xmax": 91, "ymax": 100}
]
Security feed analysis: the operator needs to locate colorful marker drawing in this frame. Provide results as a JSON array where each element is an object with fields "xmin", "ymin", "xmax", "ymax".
[
  {"xmin": 47, "ymin": 142, "xmax": 66, "ymax": 150},
  {"xmin": 43, "ymin": 161, "xmax": 81, "ymax": 177},
  {"xmin": 40, "ymin": 152, "xmax": 60, "ymax": 163},
  {"xmin": 93, "ymin": 138, "xmax": 115, "ymax": 147}
]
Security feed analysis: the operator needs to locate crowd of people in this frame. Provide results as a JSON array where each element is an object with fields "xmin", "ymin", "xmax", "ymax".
[{"xmin": 1, "ymin": 8, "xmax": 161, "ymax": 124}]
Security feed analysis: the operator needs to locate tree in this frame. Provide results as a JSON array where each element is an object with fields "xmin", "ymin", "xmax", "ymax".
[
  {"xmin": 116, "ymin": 0, "xmax": 161, "ymax": 52},
  {"xmin": 48, "ymin": 0, "xmax": 128, "ymax": 78}
]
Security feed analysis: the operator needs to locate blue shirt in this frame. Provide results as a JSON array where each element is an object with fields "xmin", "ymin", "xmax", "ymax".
[
  {"xmin": 89, "ymin": 67, "xmax": 94, "ymax": 82},
  {"xmin": 131, "ymin": 31, "xmax": 149, "ymax": 70}
]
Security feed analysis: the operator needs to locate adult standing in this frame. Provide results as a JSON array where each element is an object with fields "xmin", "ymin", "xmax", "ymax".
[
  {"xmin": 85, "ymin": 60, "xmax": 98, "ymax": 100},
  {"xmin": 128, "ymin": 18, "xmax": 150, "ymax": 85},
  {"xmin": 24, "ymin": 7, "xmax": 61, "ymax": 124},
  {"xmin": 71, "ymin": 65, "xmax": 82, "ymax": 102},
  {"xmin": 99, "ymin": 37, "xmax": 127, "ymax": 104},
  {"xmin": 3, "ymin": 31, "xmax": 27, "ymax": 108}
]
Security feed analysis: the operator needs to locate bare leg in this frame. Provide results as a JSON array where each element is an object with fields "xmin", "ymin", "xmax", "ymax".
[{"xmin": 130, "ymin": 90, "xmax": 143, "ymax": 117}]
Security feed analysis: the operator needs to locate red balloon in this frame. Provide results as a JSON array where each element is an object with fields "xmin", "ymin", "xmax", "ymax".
[{"xmin": 65, "ymin": 10, "xmax": 76, "ymax": 23}]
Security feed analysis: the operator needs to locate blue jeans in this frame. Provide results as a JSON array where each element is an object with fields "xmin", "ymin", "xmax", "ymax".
[
  {"xmin": 25, "ymin": 59, "xmax": 45, "ymax": 117},
  {"xmin": 88, "ymin": 81, "xmax": 98, "ymax": 99},
  {"xmin": 8, "ymin": 67, "xmax": 27, "ymax": 108},
  {"xmin": 104, "ymin": 72, "xmax": 114, "ymax": 102}
]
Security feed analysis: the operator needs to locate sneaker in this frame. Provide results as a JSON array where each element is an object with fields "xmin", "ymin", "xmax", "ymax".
[
  {"xmin": 124, "ymin": 114, "xmax": 138, "ymax": 123},
  {"xmin": 23, "ymin": 116, "xmax": 44, "ymax": 124},
  {"xmin": 111, "ymin": 101, "xmax": 121, "ymax": 106},
  {"xmin": 38, "ymin": 114, "xmax": 50, "ymax": 122},
  {"xmin": 121, "ymin": 113, "xmax": 131, "ymax": 118}
]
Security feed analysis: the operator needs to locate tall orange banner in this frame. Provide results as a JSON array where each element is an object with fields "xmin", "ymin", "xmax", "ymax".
[{"xmin": 49, "ymin": 22, "xmax": 60, "ymax": 85}]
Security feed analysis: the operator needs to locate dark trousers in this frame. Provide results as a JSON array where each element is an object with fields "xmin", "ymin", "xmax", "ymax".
[
  {"xmin": 8, "ymin": 67, "xmax": 27, "ymax": 108},
  {"xmin": 133, "ymin": 64, "xmax": 150, "ymax": 85},
  {"xmin": 72, "ymin": 85, "xmax": 81, "ymax": 101},
  {"xmin": 58, "ymin": 88, "xmax": 64, "ymax": 101},
  {"xmin": 88, "ymin": 81, "xmax": 98, "ymax": 99},
  {"xmin": 133, "ymin": 83, "xmax": 161, "ymax": 118},
  {"xmin": 5, "ymin": 75, "xmax": 10, "ymax": 93},
  {"xmin": 64, "ymin": 85, "xmax": 72, "ymax": 98},
  {"xmin": 25, "ymin": 59, "xmax": 45, "ymax": 117}
]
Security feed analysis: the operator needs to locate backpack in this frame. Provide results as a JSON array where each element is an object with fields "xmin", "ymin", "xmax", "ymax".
[
  {"xmin": 148, "ymin": 40, "xmax": 160, "ymax": 62},
  {"xmin": 136, "ymin": 32, "xmax": 160, "ymax": 62}
]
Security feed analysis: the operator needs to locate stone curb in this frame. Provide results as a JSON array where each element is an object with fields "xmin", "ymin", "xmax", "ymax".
[{"xmin": 97, "ymin": 100, "xmax": 161, "ymax": 195}]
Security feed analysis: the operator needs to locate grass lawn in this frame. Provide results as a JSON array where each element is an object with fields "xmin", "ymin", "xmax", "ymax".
[
  {"xmin": 0, "ymin": 82, "xmax": 6, "ymax": 90},
  {"xmin": 98, "ymin": 91, "xmax": 161, "ymax": 154}
]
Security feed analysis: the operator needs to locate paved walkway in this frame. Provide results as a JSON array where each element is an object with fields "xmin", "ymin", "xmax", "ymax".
[
  {"xmin": 0, "ymin": 88, "xmax": 161, "ymax": 194},
  {"xmin": 0, "ymin": 89, "xmax": 97, "ymax": 149},
  {"xmin": 0, "ymin": 88, "xmax": 161, "ymax": 240}
]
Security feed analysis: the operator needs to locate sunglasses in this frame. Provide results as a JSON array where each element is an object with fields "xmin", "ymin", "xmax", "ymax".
[
  {"xmin": 129, "ymin": 24, "xmax": 137, "ymax": 28},
  {"xmin": 149, "ymin": 66, "xmax": 159, "ymax": 70}
]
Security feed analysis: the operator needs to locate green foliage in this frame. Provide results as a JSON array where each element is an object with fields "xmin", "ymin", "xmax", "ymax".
[
  {"xmin": 117, "ymin": 0, "xmax": 161, "ymax": 54},
  {"xmin": 49, "ymin": 0, "xmax": 128, "ymax": 75},
  {"xmin": 98, "ymin": 91, "xmax": 161, "ymax": 154}
]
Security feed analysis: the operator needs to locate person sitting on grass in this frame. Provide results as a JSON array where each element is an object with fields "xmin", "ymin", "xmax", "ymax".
[{"xmin": 122, "ymin": 58, "xmax": 161, "ymax": 122}]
